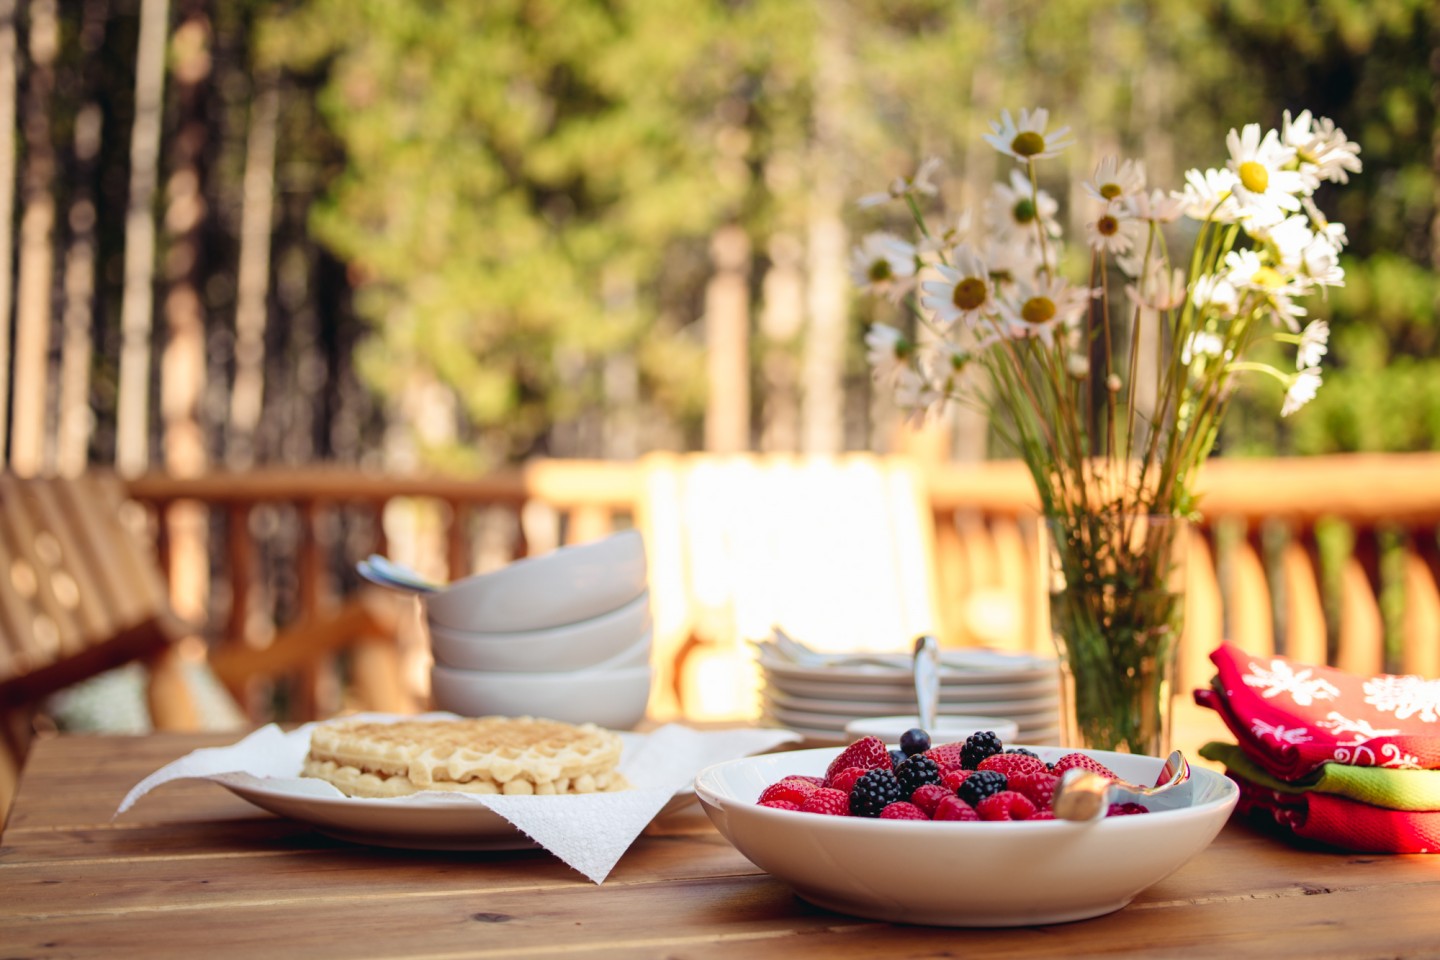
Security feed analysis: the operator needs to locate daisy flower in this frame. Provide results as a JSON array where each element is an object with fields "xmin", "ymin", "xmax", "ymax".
[
  {"xmin": 1125, "ymin": 263, "xmax": 1188, "ymax": 312},
  {"xmin": 894, "ymin": 366, "xmax": 945, "ymax": 426},
  {"xmin": 919, "ymin": 245, "xmax": 995, "ymax": 327},
  {"xmin": 1282, "ymin": 110, "xmax": 1362, "ymax": 186},
  {"xmin": 1250, "ymin": 215, "xmax": 1314, "ymax": 272},
  {"xmin": 1296, "ymin": 320, "xmax": 1329, "ymax": 369},
  {"xmin": 850, "ymin": 232, "xmax": 918, "ymax": 301},
  {"xmin": 1191, "ymin": 273, "xmax": 1240, "ymax": 315},
  {"xmin": 1182, "ymin": 331, "xmax": 1227, "ymax": 366},
  {"xmin": 1083, "ymin": 156, "xmax": 1146, "ymax": 204},
  {"xmin": 1281, "ymin": 367, "xmax": 1323, "ymax": 417},
  {"xmin": 1084, "ymin": 202, "xmax": 1139, "ymax": 256},
  {"xmin": 1300, "ymin": 235, "xmax": 1344, "ymax": 287},
  {"xmin": 1225, "ymin": 123, "xmax": 1305, "ymax": 217},
  {"xmin": 857, "ymin": 157, "xmax": 943, "ymax": 208},
  {"xmin": 1302, "ymin": 195, "xmax": 1350, "ymax": 249},
  {"xmin": 983, "ymin": 108, "xmax": 1075, "ymax": 162},
  {"xmin": 864, "ymin": 324, "xmax": 912, "ymax": 385},
  {"xmin": 984, "ymin": 233, "xmax": 1045, "ymax": 287},
  {"xmin": 1127, "ymin": 188, "xmax": 1184, "ymax": 224},
  {"xmin": 1179, "ymin": 167, "xmax": 1241, "ymax": 223},
  {"xmin": 986, "ymin": 169, "xmax": 1061, "ymax": 240},
  {"xmin": 996, "ymin": 276, "xmax": 1092, "ymax": 347}
]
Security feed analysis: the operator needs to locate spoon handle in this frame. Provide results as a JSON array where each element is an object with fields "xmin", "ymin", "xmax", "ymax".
[{"xmin": 913, "ymin": 634, "xmax": 939, "ymax": 732}]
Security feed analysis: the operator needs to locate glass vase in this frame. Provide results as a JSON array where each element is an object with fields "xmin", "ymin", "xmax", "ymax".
[{"xmin": 1043, "ymin": 511, "xmax": 1188, "ymax": 757}]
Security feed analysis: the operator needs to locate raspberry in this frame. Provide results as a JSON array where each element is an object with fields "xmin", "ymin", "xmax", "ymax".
[
  {"xmin": 783, "ymin": 775, "xmax": 825, "ymax": 787},
  {"xmin": 1029, "ymin": 808, "xmax": 1057, "ymax": 820},
  {"xmin": 923, "ymin": 742, "xmax": 967, "ymax": 771},
  {"xmin": 828, "ymin": 766, "xmax": 868, "ymax": 795},
  {"xmin": 894, "ymin": 755, "xmax": 942, "ymax": 796},
  {"xmin": 798, "ymin": 787, "xmax": 850, "ymax": 816},
  {"xmin": 908, "ymin": 783, "xmax": 952, "ymax": 817},
  {"xmin": 940, "ymin": 768, "xmax": 973, "ymax": 792},
  {"xmin": 757, "ymin": 779, "xmax": 820, "ymax": 806},
  {"xmin": 1107, "ymin": 802, "xmax": 1150, "ymax": 816},
  {"xmin": 978, "ymin": 753, "xmax": 1049, "ymax": 779},
  {"xmin": 1053, "ymin": 752, "xmax": 1119, "ymax": 780},
  {"xmin": 932, "ymin": 795, "xmax": 979, "ymax": 821},
  {"xmin": 758, "ymin": 799, "xmax": 800, "ymax": 811},
  {"xmin": 899, "ymin": 728, "xmax": 931, "ymax": 756},
  {"xmin": 849, "ymin": 769, "xmax": 903, "ymax": 817},
  {"xmin": 960, "ymin": 731, "xmax": 1005, "ymax": 769},
  {"xmin": 824, "ymin": 736, "xmax": 893, "ymax": 784},
  {"xmin": 976, "ymin": 789, "xmax": 1036, "ymax": 821},
  {"xmin": 1007, "ymin": 771, "xmax": 1060, "ymax": 811},
  {"xmin": 879, "ymin": 801, "xmax": 928, "ymax": 820},
  {"xmin": 957, "ymin": 769, "xmax": 1007, "ymax": 807}
]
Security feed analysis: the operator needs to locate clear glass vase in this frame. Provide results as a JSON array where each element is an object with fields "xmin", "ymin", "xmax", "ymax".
[{"xmin": 1043, "ymin": 512, "xmax": 1188, "ymax": 756}]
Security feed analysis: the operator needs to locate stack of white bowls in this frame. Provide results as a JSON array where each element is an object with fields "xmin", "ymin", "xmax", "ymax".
[{"xmin": 425, "ymin": 530, "xmax": 653, "ymax": 730}]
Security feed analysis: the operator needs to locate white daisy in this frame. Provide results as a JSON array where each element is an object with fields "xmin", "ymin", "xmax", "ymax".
[
  {"xmin": 983, "ymin": 108, "xmax": 1075, "ymax": 162},
  {"xmin": 1296, "ymin": 320, "xmax": 1329, "ymax": 369},
  {"xmin": 917, "ymin": 211, "xmax": 974, "ymax": 257},
  {"xmin": 850, "ymin": 232, "xmax": 918, "ymax": 301},
  {"xmin": 1226, "ymin": 123, "xmax": 1305, "ymax": 217},
  {"xmin": 1302, "ymin": 195, "xmax": 1349, "ymax": 249},
  {"xmin": 857, "ymin": 156, "xmax": 943, "ymax": 208},
  {"xmin": 986, "ymin": 169, "xmax": 1061, "ymax": 240},
  {"xmin": 996, "ymin": 276, "xmax": 1092, "ymax": 347},
  {"xmin": 984, "ymin": 233, "xmax": 1045, "ymax": 287},
  {"xmin": 1125, "ymin": 263, "xmax": 1188, "ymax": 312},
  {"xmin": 1127, "ymin": 188, "xmax": 1185, "ymax": 223},
  {"xmin": 1282, "ymin": 367, "xmax": 1323, "ymax": 417},
  {"xmin": 865, "ymin": 324, "xmax": 912, "ymax": 385},
  {"xmin": 1084, "ymin": 201, "xmax": 1140, "ymax": 256},
  {"xmin": 1191, "ymin": 273, "xmax": 1240, "ymax": 315},
  {"xmin": 1250, "ymin": 215, "xmax": 1314, "ymax": 272},
  {"xmin": 894, "ymin": 366, "xmax": 945, "ymax": 425},
  {"xmin": 1300, "ymin": 234, "xmax": 1344, "ymax": 287},
  {"xmin": 1182, "ymin": 331, "xmax": 1227, "ymax": 366},
  {"xmin": 1179, "ymin": 167, "xmax": 1241, "ymax": 223},
  {"xmin": 1083, "ymin": 156, "xmax": 1146, "ymax": 204},
  {"xmin": 919, "ymin": 245, "xmax": 995, "ymax": 327},
  {"xmin": 1282, "ymin": 110, "xmax": 1362, "ymax": 186}
]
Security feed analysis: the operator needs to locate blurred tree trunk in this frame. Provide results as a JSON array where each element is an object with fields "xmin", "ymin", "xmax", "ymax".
[
  {"xmin": 703, "ymin": 222, "xmax": 750, "ymax": 452},
  {"xmin": 115, "ymin": 0, "xmax": 171, "ymax": 476},
  {"xmin": 0, "ymin": 0, "xmax": 16, "ymax": 460},
  {"xmin": 227, "ymin": 73, "xmax": 279, "ymax": 468},
  {"xmin": 10, "ymin": 0, "xmax": 58, "ymax": 476},
  {"xmin": 160, "ymin": 0, "xmax": 211, "ymax": 626},
  {"xmin": 759, "ymin": 231, "xmax": 805, "ymax": 453},
  {"xmin": 56, "ymin": 0, "xmax": 109, "ymax": 476},
  {"xmin": 800, "ymin": 0, "xmax": 848, "ymax": 456}
]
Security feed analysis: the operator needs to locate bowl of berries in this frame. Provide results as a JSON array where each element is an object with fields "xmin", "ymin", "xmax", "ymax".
[{"xmin": 693, "ymin": 729, "xmax": 1238, "ymax": 927}]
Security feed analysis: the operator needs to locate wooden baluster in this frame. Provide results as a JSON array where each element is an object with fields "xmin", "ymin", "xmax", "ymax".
[
  {"xmin": 1337, "ymin": 525, "xmax": 1385, "ymax": 676},
  {"xmin": 566, "ymin": 504, "xmax": 612, "ymax": 546},
  {"xmin": 930, "ymin": 507, "xmax": 968, "ymax": 648},
  {"xmin": 292, "ymin": 500, "xmax": 324, "ymax": 720},
  {"xmin": 1179, "ymin": 526, "xmax": 1223, "ymax": 697},
  {"xmin": 446, "ymin": 499, "xmax": 468, "ymax": 581},
  {"xmin": 1405, "ymin": 529, "xmax": 1440, "ymax": 678},
  {"xmin": 988, "ymin": 515, "xmax": 1031, "ymax": 654},
  {"xmin": 225, "ymin": 504, "xmax": 251, "ymax": 645},
  {"xmin": 1225, "ymin": 520, "xmax": 1273, "ymax": 657},
  {"xmin": 1280, "ymin": 525, "xmax": 1328, "ymax": 667}
]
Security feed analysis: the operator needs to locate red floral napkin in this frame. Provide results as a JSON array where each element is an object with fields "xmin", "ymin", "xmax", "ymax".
[
  {"xmin": 1231, "ymin": 773, "xmax": 1440, "ymax": 854},
  {"xmin": 1194, "ymin": 643, "xmax": 1440, "ymax": 781}
]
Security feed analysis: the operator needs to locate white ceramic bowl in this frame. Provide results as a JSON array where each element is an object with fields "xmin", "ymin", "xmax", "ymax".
[
  {"xmin": 694, "ymin": 745, "xmax": 1239, "ymax": 927},
  {"xmin": 427, "ymin": 591, "xmax": 651, "ymax": 672},
  {"xmin": 425, "ymin": 529, "xmax": 648, "ymax": 633},
  {"xmin": 842, "ymin": 715, "xmax": 1020, "ymax": 745},
  {"xmin": 430, "ymin": 662, "xmax": 652, "ymax": 730}
]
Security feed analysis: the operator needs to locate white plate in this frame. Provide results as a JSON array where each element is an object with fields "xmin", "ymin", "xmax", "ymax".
[
  {"xmin": 695, "ymin": 745, "xmax": 1238, "ymax": 926},
  {"xmin": 763, "ymin": 704, "xmax": 1061, "ymax": 736},
  {"xmin": 764, "ymin": 674, "xmax": 1058, "ymax": 703},
  {"xmin": 222, "ymin": 780, "xmax": 694, "ymax": 851},
  {"xmin": 756, "ymin": 650, "xmax": 1058, "ymax": 686},
  {"xmin": 763, "ymin": 689, "xmax": 1059, "ymax": 719}
]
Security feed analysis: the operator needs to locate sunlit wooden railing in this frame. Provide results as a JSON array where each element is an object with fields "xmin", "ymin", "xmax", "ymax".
[{"xmin": 122, "ymin": 452, "xmax": 1440, "ymax": 721}]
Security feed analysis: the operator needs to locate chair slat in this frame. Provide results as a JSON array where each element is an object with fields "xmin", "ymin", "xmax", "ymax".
[
  {"xmin": 0, "ymin": 524, "xmax": 29, "ymax": 679},
  {"xmin": 24, "ymin": 478, "xmax": 113, "ymax": 639},
  {"xmin": 0, "ymin": 476, "xmax": 84, "ymax": 658}
]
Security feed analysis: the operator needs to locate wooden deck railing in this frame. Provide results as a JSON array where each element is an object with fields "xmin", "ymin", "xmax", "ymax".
[{"xmin": 122, "ymin": 453, "xmax": 1440, "ymax": 722}]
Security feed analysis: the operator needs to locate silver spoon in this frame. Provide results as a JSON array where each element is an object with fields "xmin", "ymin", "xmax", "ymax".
[
  {"xmin": 913, "ymin": 634, "xmax": 939, "ymax": 732},
  {"xmin": 1051, "ymin": 749, "xmax": 1191, "ymax": 822},
  {"xmin": 356, "ymin": 555, "xmax": 444, "ymax": 595}
]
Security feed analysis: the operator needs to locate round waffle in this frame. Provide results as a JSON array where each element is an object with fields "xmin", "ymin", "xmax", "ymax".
[{"xmin": 302, "ymin": 716, "xmax": 629, "ymax": 798}]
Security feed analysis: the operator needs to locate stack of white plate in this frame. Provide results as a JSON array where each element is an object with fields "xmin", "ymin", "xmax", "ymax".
[{"xmin": 755, "ymin": 642, "xmax": 1063, "ymax": 745}]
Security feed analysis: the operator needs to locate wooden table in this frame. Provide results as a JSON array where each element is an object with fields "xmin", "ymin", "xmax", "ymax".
[{"xmin": 3, "ymin": 732, "xmax": 1438, "ymax": 959}]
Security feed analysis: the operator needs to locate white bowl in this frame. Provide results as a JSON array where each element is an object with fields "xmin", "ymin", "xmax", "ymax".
[
  {"xmin": 694, "ymin": 745, "xmax": 1238, "ymax": 927},
  {"xmin": 427, "ymin": 591, "xmax": 651, "ymax": 672},
  {"xmin": 842, "ymin": 715, "xmax": 1020, "ymax": 745},
  {"xmin": 425, "ymin": 529, "xmax": 647, "ymax": 633},
  {"xmin": 430, "ymin": 662, "xmax": 652, "ymax": 730}
]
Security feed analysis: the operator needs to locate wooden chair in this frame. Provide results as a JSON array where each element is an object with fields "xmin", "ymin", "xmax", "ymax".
[
  {"xmin": 0, "ymin": 473, "xmax": 411, "ymax": 825},
  {"xmin": 637, "ymin": 452, "xmax": 944, "ymax": 721}
]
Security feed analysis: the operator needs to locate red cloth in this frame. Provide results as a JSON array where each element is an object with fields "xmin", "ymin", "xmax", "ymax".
[
  {"xmin": 1194, "ymin": 643, "xmax": 1440, "ymax": 780},
  {"xmin": 1231, "ymin": 771, "xmax": 1440, "ymax": 854}
]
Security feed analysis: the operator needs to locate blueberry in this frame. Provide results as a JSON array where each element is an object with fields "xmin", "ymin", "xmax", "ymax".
[
  {"xmin": 899, "ymin": 727, "xmax": 931, "ymax": 756},
  {"xmin": 888, "ymin": 748, "xmax": 907, "ymax": 768}
]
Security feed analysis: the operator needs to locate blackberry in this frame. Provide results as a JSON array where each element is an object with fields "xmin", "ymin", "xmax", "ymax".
[
  {"xmin": 888, "ymin": 748, "xmax": 907, "ymax": 769},
  {"xmin": 1004, "ymin": 747, "xmax": 1040, "ymax": 760},
  {"xmin": 849, "ymin": 769, "xmax": 903, "ymax": 817},
  {"xmin": 894, "ymin": 755, "xmax": 941, "ymax": 797},
  {"xmin": 957, "ymin": 769, "xmax": 1008, "ymax": 807},
  {"xmin": 899, "ymin": 728, "xmax": 932, "ymax": 756},
  {"xmin": 960, "ymin": 730, "xmax": 1005, "ymax": 769}
]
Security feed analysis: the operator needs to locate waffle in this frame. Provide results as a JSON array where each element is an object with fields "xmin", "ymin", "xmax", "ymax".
[{"xmin": 301, "ymin": 716, "xmax": 629, "ymax": 798}]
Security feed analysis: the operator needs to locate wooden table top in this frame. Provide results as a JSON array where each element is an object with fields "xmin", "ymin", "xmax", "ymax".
[{"xmin": 3, "ymin": 731, "xmax": 1438, "ymax": 959}]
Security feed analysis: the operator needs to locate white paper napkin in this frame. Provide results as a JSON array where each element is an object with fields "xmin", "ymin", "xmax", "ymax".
[{"xmin": 115, "ymin": 714, "xmax": 799, "ymax": 883}]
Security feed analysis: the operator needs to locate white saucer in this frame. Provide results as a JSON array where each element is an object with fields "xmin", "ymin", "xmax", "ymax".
[{"xmin": 843, "ymin": 715, "xmax": 1020, "ymax": 744}]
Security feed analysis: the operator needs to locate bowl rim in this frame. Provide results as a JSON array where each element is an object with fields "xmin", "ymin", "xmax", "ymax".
[
  {"xmin": 426, "ymin": 588, "xmax": 651, "ymax": 642},
  {"xmin": 430, "ymin": 660, "xmax": 653, "ymax": 684}
]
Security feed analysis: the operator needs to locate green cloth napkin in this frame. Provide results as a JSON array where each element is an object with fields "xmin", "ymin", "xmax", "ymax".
[{"xmin": 1201, "ymin": 741, "xmax": 1440, "ymax": 811}]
